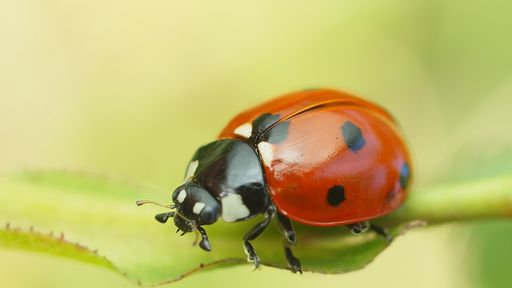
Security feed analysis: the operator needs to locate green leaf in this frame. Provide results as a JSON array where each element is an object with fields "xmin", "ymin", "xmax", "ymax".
[
  {"xmin": 0, "ymin": 171, "xmax": 511, "ymax": 286},
  {"xmin": 0, "ymin": 226, "xmax": 115, "ymax": 271}
]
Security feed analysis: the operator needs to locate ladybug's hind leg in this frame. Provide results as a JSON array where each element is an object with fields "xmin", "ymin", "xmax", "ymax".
[
  {"xmin": 369, "ymin": 223, "xmax": 394, "ymax": 243},
  {"xmin": 348, "ymin": 221, "xmax": 370, "ymax": 234},
  {"xmin": 348, "ymin": 221, "xmax": 393, "ymax": 243},
  {"xmin": 284, "ymin": 246, "xmax": 302, "ymax": 274},
  {"xmin": 276, "ymin": 212, "xmax": 302, "ymax": 274},
  {"xmin": 243, "ymin": 206, "xmax": 276, "ymax": 270}
]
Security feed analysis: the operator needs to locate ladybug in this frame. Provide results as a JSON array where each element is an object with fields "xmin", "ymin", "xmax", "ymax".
[{"xmin": 137, "ymin": 88, "xmax": 412, "ymax": 274}]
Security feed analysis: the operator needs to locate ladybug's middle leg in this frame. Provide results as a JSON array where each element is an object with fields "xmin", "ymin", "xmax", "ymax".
[
  {"xmin": 276, "ymin": 212, "xmax": 302, "ymax": 274},
  {"xmin": 243, "ymin": 206, "xmax": 275, "ymax": 269}
]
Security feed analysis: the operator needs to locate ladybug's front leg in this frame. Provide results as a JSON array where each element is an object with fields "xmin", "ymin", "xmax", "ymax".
[
  {"xmin": 276, "ymin": 212, "xmax": 302, "ymax": 274},
  {"xmin": 243, "ymin": 206, "xmax": 275, "ymax": 269}
]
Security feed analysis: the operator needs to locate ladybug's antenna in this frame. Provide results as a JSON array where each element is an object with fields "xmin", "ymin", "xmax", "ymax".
[{"xmin": 136, "ymin": 200, "xmax": 175, "ymax": 209}]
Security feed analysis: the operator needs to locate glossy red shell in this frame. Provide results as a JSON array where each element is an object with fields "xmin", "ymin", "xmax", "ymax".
[{"xmin": 219, "ymin": 89, "xmax": 412, "ymax": 226}]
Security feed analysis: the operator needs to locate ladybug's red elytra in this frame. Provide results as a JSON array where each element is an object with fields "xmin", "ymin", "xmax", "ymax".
[{"xmin": 137, "ymin": 88, "xmax": 412, "ymax": 274}]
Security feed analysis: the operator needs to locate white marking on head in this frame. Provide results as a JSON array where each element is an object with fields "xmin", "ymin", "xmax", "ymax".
[
  {"xmin": 192, "ymin": 202, "xmax": 206, "ymax": 214},
  {"xmin": 185, "ymin": 160, "xmax": 199, "ymax": 180},
  {"xmin": 221, "ymin": 194, "xmax": 250, "ymax": 222},
  {"xmin": 177, "ymin": 189, "xmax": 187, "ymax": 203},
  {"xmin": 234, "ymin": 123, "xmax": 253, "ymax": 139},
  {"xmin": 257, "ymin": 141, "xmax": 274, "ymax": 167}
]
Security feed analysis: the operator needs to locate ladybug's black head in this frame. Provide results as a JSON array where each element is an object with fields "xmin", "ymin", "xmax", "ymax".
[
  {"xmin": 170, "ymin": 181, "xmax": 221, "ymax": 232},
  {"xmin": 136, "ymin": 181, "xmax": 220, "ymax": 252}
]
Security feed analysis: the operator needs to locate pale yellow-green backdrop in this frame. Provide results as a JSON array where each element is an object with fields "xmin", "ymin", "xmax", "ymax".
[{"xmin": 1, "ymin": 1, "xmax": 512, "ymax": 288}]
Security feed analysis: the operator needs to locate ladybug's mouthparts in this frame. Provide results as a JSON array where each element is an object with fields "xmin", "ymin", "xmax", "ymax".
[
  {"xmin": 136, "ymin": 199, "xmax": 193, "ymax": 229},
  {"xmin": 137, "ymin": 199, "xmax": 206, "ymax": 248},
  {"xmin": 155, "ymin": 211, "xmax": 175, "ymax": 223},
  {"xmin": 173, "ymin": 213, "xmax": 195, "ymax": 233}
]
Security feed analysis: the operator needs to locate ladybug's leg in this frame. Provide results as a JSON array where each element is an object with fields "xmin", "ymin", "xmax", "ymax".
[
  {"xmin": 348, "ymin": 221, "xmax": 393, "ymax": 243},
  {"xmin": 276, "ymin": 212, "xmax": 296, "ymax": 245},
  {"xmin": 347, "ymin": 221, "xmax": 370, "ymax": 234},
  {"xmin": 197, "ymin": 226, "xmax": 212, "ymax": 251},
  {"xmin": 284, "ymin": 246, "xmax": 302, "ymax": 274},
  {"xmin": 369, "ymin": 223, "xmax": 394, "ymax": 243},
  {"xmin": 243, "ymin": 206, "xmax": 275, "ymax": 269},
  {"xmin": 276, "ymin": 212, "xmax": 302, "ymax": 274}
]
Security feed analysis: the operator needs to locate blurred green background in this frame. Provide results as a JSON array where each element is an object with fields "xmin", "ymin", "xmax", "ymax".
[{"xmin": 1, "ymin": 0, "xmax": 512, "ymax": 287}]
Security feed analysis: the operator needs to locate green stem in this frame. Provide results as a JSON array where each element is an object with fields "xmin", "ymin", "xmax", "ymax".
[{"xmin": 384, "ymin": 175, "xmax": 512, "ymax": 225}]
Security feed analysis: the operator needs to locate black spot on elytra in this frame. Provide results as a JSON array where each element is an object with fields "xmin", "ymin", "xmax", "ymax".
[
  {"xmin": 399, "ymin": 163, "xmax": 410, "ymax": 190},
  {"xmin": 327, "ymin": 185, "xmax": 345, "ymax": 207},
  {"xmin": 341, "ymin": 121, "xmax": 366, "ymax": 152},
  {"xmin": 260, "ymin": 121, "xmax": 290, "ymax": 144}
]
